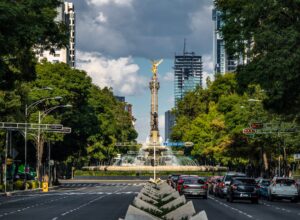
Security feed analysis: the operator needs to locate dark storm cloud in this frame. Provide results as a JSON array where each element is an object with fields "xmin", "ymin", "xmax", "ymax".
[{"xmin": 70, "ymin": 0, "xmax": 213, "ymax": 58}]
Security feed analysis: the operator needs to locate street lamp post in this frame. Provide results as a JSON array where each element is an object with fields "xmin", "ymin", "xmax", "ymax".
[
  {"xmin": 24, "ymin": 96, "xmax": 62, "ymax": 189},
  {"xmin": 36, "ymin": 104, "xmax": 72, "ymax": 184}
]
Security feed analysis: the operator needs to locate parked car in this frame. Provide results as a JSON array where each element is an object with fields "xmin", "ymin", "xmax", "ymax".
[
  {"xmin": 169, "ymin": 174, "xmax": 180, "ymax": 189},
  {"xmin": 177, "ymin": 175, "xmax": 198, "ymax": 194},
  {"xmin": 179, "ymin": 176, "xmax": 208, "ymax": 199},
  {"xmin": 207, "ymin": 176, "xmax": 223, "ymax": 195},
  {"xmin": 268, "ymin": 177, "xmax": 298, "ymax": 202},
  {"xmin": 219, "ymin": 172, "xmax": 246, "ymax": 198},
  {"xmin": 256, "ymin": 179, "xmax": 271, "ymax": 199},
  {"xmin": 226, "ymin": 177, "xmax": 259, "ymax": 203}
]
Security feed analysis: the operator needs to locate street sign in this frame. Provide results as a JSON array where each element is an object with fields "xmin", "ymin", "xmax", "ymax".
[
  {"xmin": 184, "ymin": 142, "xmax": 194, "ymax": 147},
  {"xmin": 250, "ymin": 122, "xmax": 264, "ymax": 129},
  {"xmin": 164, "ymin": 142, "xmax": 185, "ymax": 147},
  {"xmin": 243, "ymin": 128, "xmax": 256, "ymax": 135}
]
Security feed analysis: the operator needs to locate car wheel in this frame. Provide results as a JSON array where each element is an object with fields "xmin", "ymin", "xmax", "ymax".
[
  {"xmin": 251, "ymin": 199, "xmax": 258, "ymax": 204},
  {"xmin": 268, "ymin": 194, "xmax": 273, "ymax": 201},
  {"xmin": 291, "ymin": 198, "xmax": 298, "ymax": 203},
  {"xmin": 229, "ymin": 195, "xmax": 233, "ymax": 202}
]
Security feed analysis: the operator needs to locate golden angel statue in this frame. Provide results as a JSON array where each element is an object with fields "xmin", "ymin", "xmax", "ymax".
[{"xmin": 151, "ymin": 59, "xmax": 163, "ymax": 77}]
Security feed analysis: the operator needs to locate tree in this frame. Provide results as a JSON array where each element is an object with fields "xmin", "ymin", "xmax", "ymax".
[
  {"xmin": 0, "ymin": 0, "xmax": 67, "ymax": 88},
  {"xmin": 215, "ymin": 0, "xmax": 300, "ymax": 114}
]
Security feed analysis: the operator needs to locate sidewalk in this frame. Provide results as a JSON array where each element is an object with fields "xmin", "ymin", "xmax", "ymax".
[{"xmin": 0, "ymin": 186, "xmax": 59, "ymax": 196}]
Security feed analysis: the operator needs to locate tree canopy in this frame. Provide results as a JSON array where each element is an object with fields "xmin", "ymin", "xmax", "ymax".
[
  {"xmin": 0, "ymin": 0, "xmax": 67, "ymax": 89},
  {"xmin": 172, "ymin": 73, "xmax": 299, "ymax": 175},
  {"xmin": 215, "ymin": 0, "xmax": 300, "ymax": 114}
]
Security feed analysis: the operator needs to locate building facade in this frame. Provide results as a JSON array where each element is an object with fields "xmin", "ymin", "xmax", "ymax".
[
  {"xmin": 36, "ymin": 1, "xmax": 75, "ymax": 67},
  {"xmin": 174, "ymin": 52, "xmax": 202, "ymax": 105},
  {"xmin": 212, "ymin": 8, "xmax": 237, "ymax": 74},
  {"xmin": 165, "ymin": 110, "xmax": 175, "ymax": 141}
]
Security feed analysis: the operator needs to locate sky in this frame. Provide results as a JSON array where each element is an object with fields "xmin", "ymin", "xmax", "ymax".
[{"xmin": 71, "ymin": 0, "xmax": 215, "ymax": 142}]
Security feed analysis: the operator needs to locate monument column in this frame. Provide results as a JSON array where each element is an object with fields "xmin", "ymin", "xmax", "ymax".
[{"xmin": 149, "ymin": 60, "xmax": 163, "ymax": 145}]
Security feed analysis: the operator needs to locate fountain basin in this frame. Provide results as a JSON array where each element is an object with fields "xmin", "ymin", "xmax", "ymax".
[{"xmin": 82, "ymin": 165, "xmax": 227, "ymax": 172}]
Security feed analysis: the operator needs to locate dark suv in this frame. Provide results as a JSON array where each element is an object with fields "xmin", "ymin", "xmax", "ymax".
[
  {"xmin": 219, "ymin": 172, "xmax": 246, "ymax": 198},
  {"xmin": 226, "ymin": 177, "xmax": 259, "ymax": 204}
]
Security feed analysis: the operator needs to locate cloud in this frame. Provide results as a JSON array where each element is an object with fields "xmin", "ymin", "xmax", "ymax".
[
  {"xmin": 76, "ymin": 51, "xmax": 147, "ymax": 95},
  {"xmin": 202, "ymin": 54, "xmax": 214, "ymax": 88},
  {"xmin": 95, "ymin": 12, "xmax": 107, "ymax": 23},
  {"xmin": 162, "ymin": 72, "xmax": 174, "ymax": 82},
  {"xmin": 159, "ymin": 114, "xmax": 165, "ymax": 138},
  {"xmin": 72, "ymin": 0, "xmax": 214, "ymax": 59},
  {"xmin": 87, "ymin": 0, "xmax": 133, "ymax": 6}
]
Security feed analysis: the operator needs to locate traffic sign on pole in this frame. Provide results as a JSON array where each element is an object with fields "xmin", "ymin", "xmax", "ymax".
[
  {"xmin": 250, "ymin": 122, "xmax": 264, "ymax": 129},
  {"xmin": 243, "ymin": 128, "xmax": 256, "ymax": 135}
]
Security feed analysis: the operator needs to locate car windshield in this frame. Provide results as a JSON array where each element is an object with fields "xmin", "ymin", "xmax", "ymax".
[
  {"xmin": 276, "ymin": 179, "xmax": 295, "ymax": 186},
  {"xmin": 233, "ymin": 178, "xmax": 256, "ymax": 185},
  {"xmin": 172, "ymin": 175, "xmax": 179, "ymax": 181},
  {"xmin": 183, "ymin": 178, "xmax": 204, "ymax": 184},
  {"xmin": 261, "ymin": 180, "xmax": 270, "ymax": 186},
  {"xmin": 225, "ymin": 175, "xmax": 245, "ymax": 182}
]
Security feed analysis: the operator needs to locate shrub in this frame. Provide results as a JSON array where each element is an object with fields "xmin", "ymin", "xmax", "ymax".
[{"xmin": 14, "ymin": 180, "xmax": 25, "ymax": 190}]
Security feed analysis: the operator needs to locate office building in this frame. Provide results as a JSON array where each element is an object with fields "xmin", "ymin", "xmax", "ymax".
[
  {"xmin": 174, "ymin": 51, "xmax": 202, "ymax": 105},
  {"xmin": 165, "ymin": 110, "xmax": 175, "ymax": 141},
  {"xmin": 36, "ymin": 1, "xmax": 75, "ymax": 67},
  {"xmin": 114, "ymin": 96, "xmax": 136, "ymax": 125},
  {"xmin": 115, "ymin": 96, "xmax": 125, "ymax": 102},
  {"xmin": 212, "ymin": 8, "xmax": 237, "ymax": 74}
]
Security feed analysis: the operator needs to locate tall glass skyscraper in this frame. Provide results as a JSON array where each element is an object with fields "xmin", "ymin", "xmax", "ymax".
[
  {"xmin": 174, "ymin": 52, "xmax": 202, "ymax": 105},
  {"xmin": 212, "ymin": 8, "xmax": 237, "ymax": 74}
]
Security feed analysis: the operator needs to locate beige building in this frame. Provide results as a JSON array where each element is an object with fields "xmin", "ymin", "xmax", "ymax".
[{"xmin": 36, "ymin": 1, "xmax": 75, "ymax": 67}]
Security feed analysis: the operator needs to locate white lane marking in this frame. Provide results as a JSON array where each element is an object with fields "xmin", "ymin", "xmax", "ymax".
[
  {"xmin": 261, "ymin": 201, "xmax": 294, "ymax": 214},
  {"xmin": 54, "ymin": 185, "xmax": 130, "ymax": 219},
  {"xmin": 0, "ymin": 196, "xmax": 68, "ymax": 218},
  {"xmin": 209, "ymin": 196, "xmax": 254, "ymax": 219},
  {"xmin": 52, "ymin": 217, "xmax": 58, "ymax": 220}
]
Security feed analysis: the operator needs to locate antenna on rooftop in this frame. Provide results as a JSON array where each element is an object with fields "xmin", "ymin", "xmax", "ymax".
[{"xmin": 183, "ymin": 38, "xmax": 186, "ymax": 55}]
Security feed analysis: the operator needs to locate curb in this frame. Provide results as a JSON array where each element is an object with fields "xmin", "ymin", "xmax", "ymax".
[{"xmin": 0, "ymin": 186, "xmax": 59, "ymax": 197}]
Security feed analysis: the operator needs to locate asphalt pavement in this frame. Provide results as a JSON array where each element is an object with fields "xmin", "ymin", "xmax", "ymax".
[{"xmin": 0, "ymin": 181, "xmax": 299, "ymax": 220}]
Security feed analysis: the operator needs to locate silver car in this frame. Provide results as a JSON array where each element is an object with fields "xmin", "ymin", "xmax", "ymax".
[
  {"xmin": 180, "ymin": 176, "xmax": 208, "ymax": 199},
  {"xmin": 268, "ymin": 177, "xmax": 298, "ymax": 202}
]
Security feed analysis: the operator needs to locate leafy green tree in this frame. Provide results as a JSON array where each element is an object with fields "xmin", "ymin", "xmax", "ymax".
[
  {"xmin": 215, "ymin": 0, "xmax": 300, "ymax": 114},
  {"xmin": 0, "ymin": 0, "xmax": 67, "ymax": 88},
  {"xmin": 26, "ymin": 62, "xmax": 137, "ymax": 170}
]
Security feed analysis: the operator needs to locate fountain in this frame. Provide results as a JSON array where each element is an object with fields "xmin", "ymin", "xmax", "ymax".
[{"xmin": 83, "ymin": 60, "xmax": 227, "ymax": 173}]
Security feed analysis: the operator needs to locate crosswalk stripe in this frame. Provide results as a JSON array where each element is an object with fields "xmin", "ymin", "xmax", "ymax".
[{"xmin": 61, "ymin": 183, "xmax": 145, "ymax": 188}]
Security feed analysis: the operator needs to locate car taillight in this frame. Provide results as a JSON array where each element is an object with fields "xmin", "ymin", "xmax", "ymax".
[
  {"xmin": 232, "ymin": 184, "xmax": 237, "ymax": 190},
  {"xmin": 184, "ymin": 185, "xmax": 189, "ymax": 189},
  {"xmin": 220, "ymin": 182, "xmax": 225, "ymax": 188},
  {"xmin": 201, "ymin": 185, "xmax": 208, "ymax": 189}
]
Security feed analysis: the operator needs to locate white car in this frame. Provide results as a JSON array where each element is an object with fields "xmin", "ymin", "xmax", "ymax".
[{"xmin": 268, "ymin": 177, "xmax": 298, "ymax": 202}]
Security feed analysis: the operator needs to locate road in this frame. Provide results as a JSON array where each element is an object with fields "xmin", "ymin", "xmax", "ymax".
[{"xmin": 0, "ymin": 181, "xmax": 299, "ymax": 220}]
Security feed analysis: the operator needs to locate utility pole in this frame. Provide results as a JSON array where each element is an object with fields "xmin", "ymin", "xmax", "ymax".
[
  {"xmin": 4, "ymin": 131, "xmax": 8, "ymax": 193},
  {"xmin": 48, "ymin": 141, "xmax": 51, "ymax": 186},
  {"xmin": 37, "ymin": 111, "xmax": 41, "ymax": 186}
]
